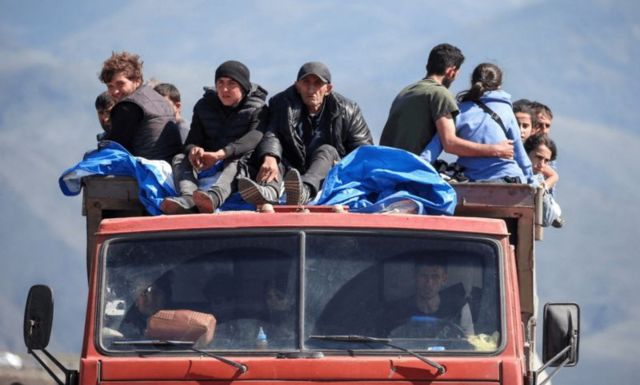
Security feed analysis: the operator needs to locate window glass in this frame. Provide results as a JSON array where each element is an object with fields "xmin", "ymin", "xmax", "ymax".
[
  {"xmin": 100, "ymin": 233, "xmax": 299, "ymax": 352},
  {"xmin": 99, "ymin": 230, "xmax": 501, "ymax": 354},
  {"xmin": 304, "ymin": 232, "xmax": 501, "ymax": 352}
]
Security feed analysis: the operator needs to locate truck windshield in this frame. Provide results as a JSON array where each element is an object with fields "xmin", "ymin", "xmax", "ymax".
[{"xmin": 99, "ymin": 230, "xmax": 501, "ymax": 354}]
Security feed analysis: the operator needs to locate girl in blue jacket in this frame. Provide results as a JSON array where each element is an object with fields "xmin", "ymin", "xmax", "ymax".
[{"xmin": 421, "ymin": 63, "xmax": 532, "ymax": 182}]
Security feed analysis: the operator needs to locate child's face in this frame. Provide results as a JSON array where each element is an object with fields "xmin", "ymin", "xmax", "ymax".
[
  {"xmin": 97, "ymin": 108, "xmax": 112, "ymax": 132},
  {"xmin": 528, "ymin": 144, "xmax": 552, "ymax": 174},
  {"xmin": 515, "ymin": 112, "xmax": 533, "ymax": 140}
]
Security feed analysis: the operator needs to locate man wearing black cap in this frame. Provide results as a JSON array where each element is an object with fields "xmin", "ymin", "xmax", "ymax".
[
  {"xmin": 160, "ymin": 60, "xmax": 270, "ymax": 214},
  {"xmin": 237, "ymin": 61, "xmax": 373, "ymax": 206}
]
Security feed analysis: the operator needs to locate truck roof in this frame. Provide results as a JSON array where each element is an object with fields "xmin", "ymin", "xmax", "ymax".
[{"xmin": 96, "ymin": 208, "xmax": 510, "ymax": 237}]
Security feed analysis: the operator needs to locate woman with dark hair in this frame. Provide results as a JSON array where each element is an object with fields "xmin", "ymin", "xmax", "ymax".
[
  {"xmin": 421, "ymin": 63, "xmax": 532, "ymax": 183},
  {"xmin": 525, "ymin": 134, "xmax": 564, "ymax": 228}
]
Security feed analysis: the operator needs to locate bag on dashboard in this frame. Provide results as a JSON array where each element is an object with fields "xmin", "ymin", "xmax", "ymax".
[{"xmin": 145, "ymin": 309, "xmax": 216, "ymax": 346}]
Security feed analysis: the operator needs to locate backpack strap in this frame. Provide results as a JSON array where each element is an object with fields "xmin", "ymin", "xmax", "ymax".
[{"xmin": 474, "ymin": 100, "xmax": 512, "ymax": 140}]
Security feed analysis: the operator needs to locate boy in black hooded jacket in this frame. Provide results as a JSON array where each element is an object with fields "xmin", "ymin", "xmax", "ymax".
[{"xmin": 161, "ymin": 60, "xmax": 270, "ymax": 214}]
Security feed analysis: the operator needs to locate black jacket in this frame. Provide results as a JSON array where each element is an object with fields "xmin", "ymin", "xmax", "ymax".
[
  {"xmin": 256, "ymin": 85, "xmax": 372, "ymax": 170},
  {"xmin": 185, "ymin": 83, "xmax": 269, "ymax": 161}
]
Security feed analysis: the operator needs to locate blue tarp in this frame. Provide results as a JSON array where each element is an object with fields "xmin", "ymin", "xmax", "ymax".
[
  {"xmin": 315, "ymin": 146, "xmax": 457, "ymax": 215},
  {"xmin": 59, "ymin": 141, "xmax": 177, "ymax": 215},
  {"xmin": 60, "ymin": 143, "xmax": 456, "ymax": 216},
  {"xmin": 58, "ymin": 141, "xmax": 254, "ymax": 215}
]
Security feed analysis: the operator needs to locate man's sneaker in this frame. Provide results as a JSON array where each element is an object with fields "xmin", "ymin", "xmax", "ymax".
[
  {"xmin": 238, "ymin": 177, "xmax": 280, "ymax": 205},
  {"xmin": 192, "ymin": 190, "xmax": 220, "ymax": 214},
  {"xmin": 160, "ymin": 195, "xmax": 196, "ymax": 215},
  {"xmin": 552, "ymin": 216, "xmax": 565, "ymax": 228},
  {"xmin": 284, "ymin": 169, "xmax": 311, "ymax": 205}
]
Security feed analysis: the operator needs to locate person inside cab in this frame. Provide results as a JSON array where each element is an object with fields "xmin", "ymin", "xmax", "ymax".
[{"xmin": 383, "ymin": 256, "xmax": 474, "ymax": 338}]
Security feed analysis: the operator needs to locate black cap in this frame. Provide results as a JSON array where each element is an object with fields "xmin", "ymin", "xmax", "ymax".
[
  {"xmin": 215, "ymin": 60, "xmax": 251, "ymax": 93},
  {"xmin": 297, "ymin": 61, "xmax": 331, "ymax": 84}
]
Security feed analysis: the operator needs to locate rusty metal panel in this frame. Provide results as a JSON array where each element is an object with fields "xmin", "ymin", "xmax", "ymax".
[
  {"xmin": 453, "ymin": 183, "xmax": 535, "ymax": 209},
  {"xmin": 452, "ymin": 183, "xmax": 538, "ymax": 322},
  {"xmin": 82, "ymin": 176, "xmax": 145, "ymax": 277}
]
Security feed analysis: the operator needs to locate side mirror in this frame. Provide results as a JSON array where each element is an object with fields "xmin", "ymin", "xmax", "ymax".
[
  {"xmin": 24, "ymin": 285, "xmax": 54, "ymax": 350},
  {"xmin": 542, "ymin": 303, "xmax": 579, "ymax": 367},
  {"xmin": 23, "ymin": 285, "xmax": 77, "ymax": 385}
]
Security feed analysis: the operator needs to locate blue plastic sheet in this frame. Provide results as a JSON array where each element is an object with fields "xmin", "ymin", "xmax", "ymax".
[
  {"xmin": 315, "ymin": 146, "xmax": 457, "ymax": 215},
  {"xmin": 58, "ymin": 141, "xmax": 248, "ymax": 215}
]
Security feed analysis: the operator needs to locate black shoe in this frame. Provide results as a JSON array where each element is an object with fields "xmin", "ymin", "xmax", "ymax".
[
  {"xmin": 552, "ymin": 217, "xmax": 565, "ymax": 228},
  {"xmin": 192, "ymin": 190, "xmax": 220, "ymax": 213},
  {"xmin": 284, "ymin": 169, "xmax": 311, "ymax": 205},
  {"xmin": 160, "ymin": 195, "xmax": 196, "ymax": 215},
  {"xmin": 237, "ymin": 177, "xmax": 280, "ymax": 205}
]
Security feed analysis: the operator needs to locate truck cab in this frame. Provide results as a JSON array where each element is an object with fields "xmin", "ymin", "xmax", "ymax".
[{"xmin": 24, "ymin": 177, "xmax": 579, "ymax": 385}]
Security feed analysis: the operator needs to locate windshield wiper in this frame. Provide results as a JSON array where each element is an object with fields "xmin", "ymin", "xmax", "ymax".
[
  {"xmin": 309, "ymin": 335, "xmax": 445, "ymax": 375},
  {"xmin": 113, "ymin": 340, "xmax": 247, "ymax": 373}
]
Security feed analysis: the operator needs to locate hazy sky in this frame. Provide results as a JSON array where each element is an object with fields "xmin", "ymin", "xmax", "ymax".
[{"xmin": 1, "ymin": 1, "xmax": 639, "ymax": 384}]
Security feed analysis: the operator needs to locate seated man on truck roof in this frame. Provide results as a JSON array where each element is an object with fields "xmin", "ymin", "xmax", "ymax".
[
  {"xmin": 161, "ymin": 60, "xmax": 269, "ymax": 214},
  {"xmin": 382, "ymin": 256, "xmax": 474, "ymax": 339},
  {"xmin": 237, "ymin": 61, "xmax": 373, "ymax": 206},
  {"xmin": 99, "ymin": 51, "xmax": 182, "ymax": 163}
]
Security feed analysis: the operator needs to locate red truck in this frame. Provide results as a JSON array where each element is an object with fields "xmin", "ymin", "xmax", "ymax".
[{"xmin": 24, "ymin": 176, "xmax": 579, "ymax": 385}]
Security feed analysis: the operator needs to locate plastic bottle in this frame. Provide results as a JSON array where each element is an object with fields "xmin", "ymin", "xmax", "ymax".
[
  {"xmin": 256, "ymin": 326, "xmax": 268, "ymax": 349},
  {"xmin": 379, "ymin": 199, "xmax": 420, "ymax": 214}
]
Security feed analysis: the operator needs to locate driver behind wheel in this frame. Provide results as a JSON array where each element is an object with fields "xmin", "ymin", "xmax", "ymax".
[{"xmin": 382, "ymin": 256, "xmax": 474, "ymax": 338}]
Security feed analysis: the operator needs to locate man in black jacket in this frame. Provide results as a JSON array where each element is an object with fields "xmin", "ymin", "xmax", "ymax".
[
  {"xmin": 160, "ymin": 60, "xmax": 269, "ymax": 214},
  {"xmin": 238, "ymin": 62, "xmax": 373, "ymax": 206},
  {"xmin": 99, "ymin": 51, "xmax": 182, "ymax": 163}
]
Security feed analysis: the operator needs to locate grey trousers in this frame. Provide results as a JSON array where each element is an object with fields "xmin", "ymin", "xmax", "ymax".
[
  {"xmin": 300, "ymin": 144, "xmax": 340, "ymax": 195},
  {"xmin": 171, "ymin": 153, "xmax": 240, "ymax": 205}
]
